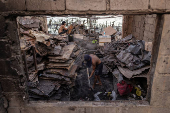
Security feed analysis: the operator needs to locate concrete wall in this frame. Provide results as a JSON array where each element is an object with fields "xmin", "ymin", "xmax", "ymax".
[
  {"xmin": 0, "ymin": 0, "xmax": 170, "ymax": 113},
  {"xmin": 124, "ymin": 14, "xmax": 157, "ymax": 42},
  {"xmin": 0, "ymin": 0, "xmax": 170, "ymax": 14}
]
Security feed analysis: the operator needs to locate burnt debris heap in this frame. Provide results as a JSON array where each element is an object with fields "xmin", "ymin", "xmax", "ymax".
[
  {"xmin": 18, "ymin": 17, "xmax": 80, "ymax": 100},
  {"xmin": 17, "ymin": 16, "xmax": 151, "ymax": 101}
]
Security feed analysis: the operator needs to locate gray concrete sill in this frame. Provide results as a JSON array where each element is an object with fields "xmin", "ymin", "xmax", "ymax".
[{"xmin": 27, "ymin": 100, "xmax": 149, "ymax": 107}]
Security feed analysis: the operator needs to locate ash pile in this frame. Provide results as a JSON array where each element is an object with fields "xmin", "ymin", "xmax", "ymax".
[
  {"xmin": 99, "ymin": 34, "xmax": 151, "ymax": 100},
  {"xmin": 17, "ymin": 17, "xmax": 81, "ymax": 101}
]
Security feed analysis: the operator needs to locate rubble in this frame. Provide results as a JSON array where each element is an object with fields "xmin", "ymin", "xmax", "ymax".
[
  {"xmin": 18, "ymin": 16, "xmax": 150, "ymax": 101},
  {"xmin": 18, "ymin": 16, "xmax": 80, "ymax": 101},
  {"xmin": 98, "ymin": 34, "xmax": 151, "ymax": 99}
]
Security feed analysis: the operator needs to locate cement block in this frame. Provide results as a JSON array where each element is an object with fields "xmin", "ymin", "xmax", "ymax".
[
  {"xmin": 121, "ymin": 106, "xmax": 149, "ymax": 113},
  {"xmin": 5, "ymin": 93, "xmax": 25, "ymax": 107},
  {"xmin": 0, "ymin": 16, "xmax": 6, "ymax": 37},
  {"xmin": 0, "ymin": 79, "xmax": 22, "ymax": 92},
  {"xmin": 166, "ymin": 0, "xmax": 170, "ymax": 10},
  {"xmin": 152, "ymin": 14, "xmax": 157, "ymax": 18},
  {"xmin": 110, "ymin": 0, "xmax": 149, "ymax": 10},
  {"xmin": 0, "ymin": 0, "xmax": 26, "ymax": 11},
  {"xmin": 66, "ymin": 0, "xmax": 106, "ymax": 11},
  {"xmin": 86, "ymin": 107, "xmax": 117, "ymax": 113},
  {"xmin": 21, "ymin": 107, "xmax": 85, "ymax": 113},
  {"xmin": 144, "ymin": 31, "xmax": 149, "ymax": 37},
  {"xmin": 150, "ymin": 107, "xmax": 170, "ymax": 113},
  {"xmin": 145, "ymin": 24, "xmax": 150, "ymax": 31},
  {"xmin": 147, "ymin": 17, "xmax": 155, "ymax": 24},
  {"xmin": 146, "ymin": 15, "xmax": 153, "ymax": 18},
  {"xmin": 151, "ymin": 74, "xmax": 170, "ymax": 107},
  {"xmin": 150, "ymin": 0, "xmax": 166, "ymax": 9},
  {"xmin": 134, "ymin": 15, "xmax": 142, "ymax": 22},
  {"xmin": 8, "ymin": 107, "xmax": 20, "ymax": 113},
  {"xmin": 0, "ymin": 60, "xmax": 11, "ymax": 75},
  {"xmin": 135, "ymin": 28, "xmax": 140, "ymax": 33},
  {"xmin": 150, "ymin": 24, "xmax": 156, "ymax": 33},
  {"xmin": 26, "ymin": 0, "xmax": 65, "ymax": 11},
  {"xmin": 0, "ymin": 41, "xmax": 11, "ymax": 59}
]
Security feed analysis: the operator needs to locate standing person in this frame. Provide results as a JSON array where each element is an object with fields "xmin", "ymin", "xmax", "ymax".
[
  {"xmin": 58, "ymin": 21, "xmax": 68, "ymax": 35},
  {"xmin": 84, "ymin": 54, "xmax": 103, "ymax": 89}
]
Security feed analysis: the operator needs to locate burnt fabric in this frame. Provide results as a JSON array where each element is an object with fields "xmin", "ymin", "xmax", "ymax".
[
  {"xmin": 95, "ymin": 63, "xmax": 103, "ymax": 76},
  {"xmin": 117, "ymin": 80, "xmax": 133, "ymax": 96}
]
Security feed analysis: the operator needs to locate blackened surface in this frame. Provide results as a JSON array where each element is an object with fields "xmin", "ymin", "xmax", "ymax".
[
  {"xmin": 0, "ymin": 15, "xmax": 6, "ymax": 37},
  {"xmin": 0, "ymin": 41, "xmax": 11, "ymax": 59}
]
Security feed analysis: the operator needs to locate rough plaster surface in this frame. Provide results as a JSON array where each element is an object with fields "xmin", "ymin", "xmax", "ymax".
[
  {"xmin": 150, "ymin": 0, "xmax": 166, "ymax": 9},
  {"xmin": 0, "ymin": 0, "xmax": 26, "ymax": 11},
  {"xmin": 26, "ymin": 0, "xmax": 65, "ymax": 11},
  {"xmin": 110, "ymin": 0, "xmax": 149, "ymax": 10},
  {"xmin": 0, "ymin": 1, "xmax": 170, "ymax": 113},
  {"xmin": 66, "ymin": 0, "xmax": 106, "ymax": 10},
  {"xmin": 150, "ymin": 15, "xmax": 170, "ymax": 109},
  {"xmin": 1, "ymin": 0, "xmax": 170, "ymax": 13}
]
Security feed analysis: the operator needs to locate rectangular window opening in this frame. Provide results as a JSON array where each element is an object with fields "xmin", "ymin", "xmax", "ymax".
[{"xmin": 16, "ymin": 14, "xmax": 156, "ymax": 102}]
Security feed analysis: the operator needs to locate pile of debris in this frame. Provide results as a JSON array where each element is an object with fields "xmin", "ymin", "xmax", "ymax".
[
  {"xmin": 18, "ymin": 16, "xmax": 80, "ymax": 100},
  {"xmin": 99, "ymin": 34, "xmax": 151, "ymax": 99}
]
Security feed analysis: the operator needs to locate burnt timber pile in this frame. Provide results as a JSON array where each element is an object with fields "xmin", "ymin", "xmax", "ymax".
[{"xmin": 17, "ymin": 17, "xmax": 80, "ymax": 100}]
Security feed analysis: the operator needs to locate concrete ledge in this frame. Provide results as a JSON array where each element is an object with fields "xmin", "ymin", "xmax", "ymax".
[
  {"xmin": 27, "ymin": 100, "xmax": 149, "ymax": 107},
  {"xmin": 26, "ymin": 0, "xmax": 65, "ymax": 11},
  {"xmin": 66, "ymin": 0, "xmax": 106, "ymax": 11},
  {"xmin": 110, "ymin": 0, "xmax": 149, "ymax": 10}
]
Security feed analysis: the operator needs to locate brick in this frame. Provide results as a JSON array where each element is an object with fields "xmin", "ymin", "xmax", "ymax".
[
  {"xmin": 0, "ymin": 0, "xmax": 26, "ymax": 12},
  {"xmin": 66, "ymin": 0, "xmax": 106, "ymax": 11},
  {"xmin": 26, "ymin": 0, "xmax": 65, "ymax": 11},
  {"xmin": 110, "ymin": 0, "xmax": 149, "ymax": 10},
  {"xmin": 158, "ymin": 15, "xmax": 170, "ymax": 55}
]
